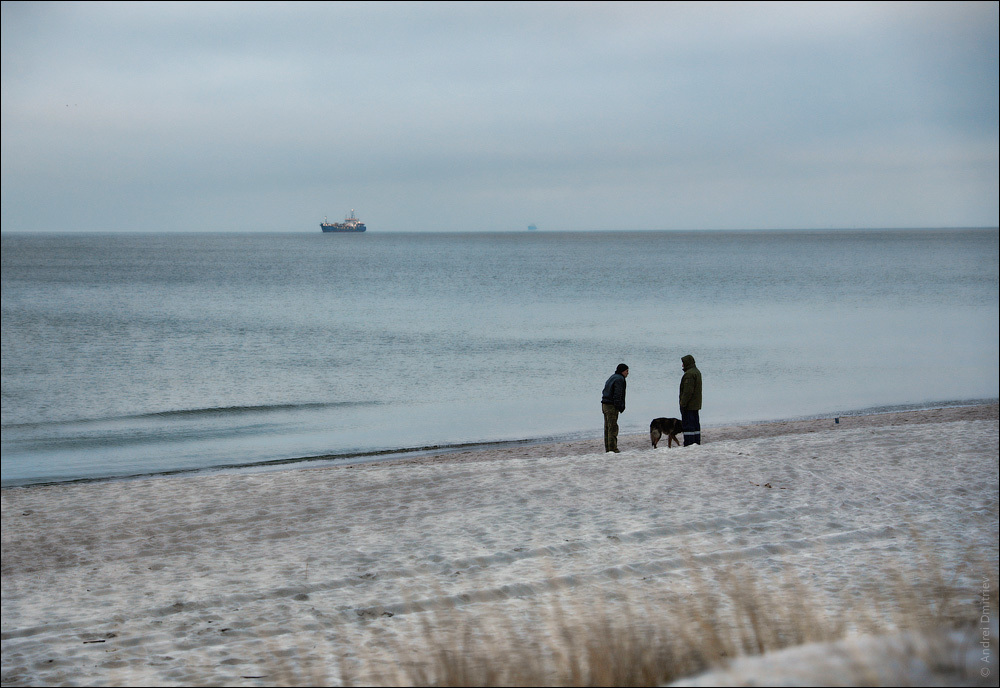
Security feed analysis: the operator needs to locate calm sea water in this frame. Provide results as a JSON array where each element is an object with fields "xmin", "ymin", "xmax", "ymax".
[{"xmin": 2, "ymin": 229, "xmax": 997, "ymax": 486}]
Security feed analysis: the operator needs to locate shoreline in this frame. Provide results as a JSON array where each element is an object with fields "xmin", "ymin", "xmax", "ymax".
[
  {"xmin": 357, "ymin": 399, "xmax": 1000, "ymax": 468},
  {"xmin": 3, "ymin": 399, "xmax": 997, "ymax": 489}
]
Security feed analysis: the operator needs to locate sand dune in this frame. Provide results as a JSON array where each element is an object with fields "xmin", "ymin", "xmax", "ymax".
[{"xmin": 2, "ymin": 404, "xmax": 997, "ymax": 686}]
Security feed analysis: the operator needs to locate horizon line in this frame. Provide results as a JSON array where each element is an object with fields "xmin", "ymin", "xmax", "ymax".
[{"xmin": 3, "ymin": 226, "xmax": 998, "ymax": 236}]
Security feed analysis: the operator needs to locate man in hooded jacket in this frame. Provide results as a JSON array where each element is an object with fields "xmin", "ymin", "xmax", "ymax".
[
  {"xmin": 601, "ymin": 363, "xmax": 629, "ymax": 453},
  {"xmin": 679, "ymin": 354, "xmax": 702, "ymax": 445}
]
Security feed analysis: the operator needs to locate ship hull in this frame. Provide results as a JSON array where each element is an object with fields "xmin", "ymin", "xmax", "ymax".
[{"xmin": 321, "ymin": 224, "xmax": 366, "ymax": 232}]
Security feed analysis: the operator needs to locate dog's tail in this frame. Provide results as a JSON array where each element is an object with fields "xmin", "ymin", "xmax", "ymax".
[{"xmin": 650, "ymin": 423, "xmax": 661, "ymax": 448}]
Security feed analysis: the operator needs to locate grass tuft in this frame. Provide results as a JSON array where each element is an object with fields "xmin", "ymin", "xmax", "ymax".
[{"xmin": 265, "ymin": 550, "xmax": 997, "ymax": 687}]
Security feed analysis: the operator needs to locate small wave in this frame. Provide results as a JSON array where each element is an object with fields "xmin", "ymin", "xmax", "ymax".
[
  {"xmin": 137, "ymin": 401, "xmax": 382, "ymax": 419},
  {"xmin": 0, "ymin": 400, "xmax": 381, "ymax": 430}
]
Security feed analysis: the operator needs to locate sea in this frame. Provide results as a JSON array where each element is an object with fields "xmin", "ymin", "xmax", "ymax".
[{"xmin": 2, "ymin": 229, "xmax": 997, "ymax": 487}]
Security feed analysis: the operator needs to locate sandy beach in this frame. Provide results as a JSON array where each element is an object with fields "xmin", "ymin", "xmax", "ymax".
[{"xmin": 2, "ymin": 404, "xmax": 997, "ymax": 686}]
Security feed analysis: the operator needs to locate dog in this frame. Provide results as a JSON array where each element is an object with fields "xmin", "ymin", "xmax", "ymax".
[{"xmin": 650, "ymin": 417, "xmax": 684, "ymax": 448}]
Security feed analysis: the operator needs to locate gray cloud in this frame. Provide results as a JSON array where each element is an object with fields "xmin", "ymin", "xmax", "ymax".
[{"xmin": 2, "ymin": 1, "xmax": 997, "ymax": 232}]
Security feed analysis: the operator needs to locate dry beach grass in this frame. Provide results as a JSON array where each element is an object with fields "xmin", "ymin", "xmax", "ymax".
[
  {"xmin": 342, "ymin": 553, "xmax": 997, "ymax": 687},
  {"xmin": 2, "ymin": 404, "xmax": 997, "ymax": 686}
]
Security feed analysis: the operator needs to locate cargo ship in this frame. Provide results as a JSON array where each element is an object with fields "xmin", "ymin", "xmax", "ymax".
[{"xmin": 321, "ymin": 210, "xmax": 366, "ymax": 232}]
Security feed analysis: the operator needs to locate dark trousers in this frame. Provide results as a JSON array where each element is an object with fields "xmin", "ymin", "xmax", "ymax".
[
  {"xmin": 682, "ymin": 409, "xmax": 701, "ymax": 445},
  {"xmin": 602, "ymin": 403, "xmax": 620, "ymax": 452}
]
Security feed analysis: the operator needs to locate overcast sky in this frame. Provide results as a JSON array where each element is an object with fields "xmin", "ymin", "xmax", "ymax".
[{"xmin": 2, "ymin": 1, "xmax": 997, "ymax": 232}]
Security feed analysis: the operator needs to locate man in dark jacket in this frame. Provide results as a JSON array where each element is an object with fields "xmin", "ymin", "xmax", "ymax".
[
  {"xmin": 601, "ymin": 363, "xmax": 629, "ymax": 453},
  {"xmin": 678, "ymin": 354, "xmax": 702, "ymax": 445}
]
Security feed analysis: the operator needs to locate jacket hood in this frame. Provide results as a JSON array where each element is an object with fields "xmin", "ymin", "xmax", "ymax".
[{"xmin": 681, "ymin": 354, "xmax": 696, "ymax": 370}]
